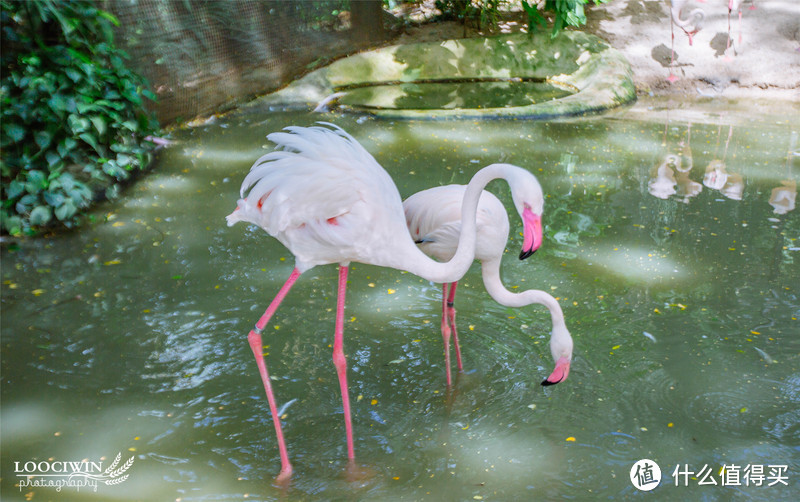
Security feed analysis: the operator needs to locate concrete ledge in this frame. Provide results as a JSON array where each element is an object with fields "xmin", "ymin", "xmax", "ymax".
[{"xmin": 257, "ymin": 31, "xmax": 636, "ymax": 119}]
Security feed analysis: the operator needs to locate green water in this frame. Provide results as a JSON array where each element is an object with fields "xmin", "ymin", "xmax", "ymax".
[
  {"xmin": 2, "ymin": 98, "xmax": 799, "ymax": 501},
  {"xmin": 338, "ymin": 80, "xmax": 573, "ymax": 110}
]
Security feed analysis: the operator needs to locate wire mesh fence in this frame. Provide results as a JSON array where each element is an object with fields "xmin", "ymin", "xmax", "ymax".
[{"xmin": 106, "ymin": 0, "xmax": 390, "ymax": 123}]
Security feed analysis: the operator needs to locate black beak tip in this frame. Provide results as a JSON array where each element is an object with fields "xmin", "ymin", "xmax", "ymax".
[
  {"xmin": 541, "ymin": 377, "xmax": 561, "ymax": 387},
  {"xmin": 519, "ymin": 249, "xmax": 536, "ymax": 260}
]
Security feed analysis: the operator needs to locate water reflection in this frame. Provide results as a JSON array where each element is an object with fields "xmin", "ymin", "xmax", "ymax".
[
  {"xmin": 770, "ymin": 180, "xmax": 797, "ymax": 214},
  {"xmin": 647, "ymin": 118, "xmax": 798, "ymax": 217},
  {"xmin": 769, "ymin": 132, "xmax": 798, "ymax": 215},
  {"xmin": 648, "ymin": 121, "xmax": 704, "ymax": 202},
  {"xmin": 339, "ymin": 80, "xmax": 573, "ymax": 110},
  {"xmin": 2, "ymin": 100, "xmax": 799, "ymax": 500},
  {"xmin": 648, "ymin": 154, "xmax": 679, "ymax": 199}
]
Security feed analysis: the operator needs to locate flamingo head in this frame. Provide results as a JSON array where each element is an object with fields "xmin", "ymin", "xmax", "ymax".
[
  {"xmin": 519, "ymin": 205, "xmax": 543, "ymax": 259},
  {"xmin": 541, "ymin": 324, "xmax": 573, "ymax": 386},
  {"xmin": 509, "ymin": 169, "xmax": 544, "ymax": 260}
]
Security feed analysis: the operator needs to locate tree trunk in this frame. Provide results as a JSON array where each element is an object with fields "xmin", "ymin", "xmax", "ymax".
[{"xmin": 350, "ymin": 0, "xmax": 385, "ymax": 46}]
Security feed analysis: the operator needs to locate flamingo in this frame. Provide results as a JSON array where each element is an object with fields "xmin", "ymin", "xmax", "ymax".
[
  {"xmin": 670, "ymin": 0, "xmax": 705, "ymax": 45},
  {"xmin": 404, "ymin": 184, "xmax": 573, "ymax": 387},
  {"xmin": 226, "ymin": 123, "xmax": 543, "ymax": 480},
  {"xmin": 668, "ymin": 0, "xmax": 705, "ymax": 82},
  {"xmin": 726, "ymin": 0, "xmax": 752, "ymax": 58}
]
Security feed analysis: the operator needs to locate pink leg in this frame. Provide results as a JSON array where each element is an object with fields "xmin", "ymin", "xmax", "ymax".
[
  {"xmin": 668, "ymin": 18, "xmax": 679, "ymax": 83},
  {"xmin": 446, "ymin": 281, "xmax": 463, "ymax": 371},
  {"xmin": 738, "ymin": 10, "xmax": 743, "ymax": 45},
  {"xmin": 332, "ymin": 265, "xmax": 355, "ymax": 460},
  {"xmin": 441, "ymin": 283, "xmax": 453, "ymax": 386},
  {"xmin": 248, "ymin": 267, "xmax": 302, "ymax": 480},
  {"xmin": 725, "ymin": 8, "xmax": 734, "ymax": 60}
]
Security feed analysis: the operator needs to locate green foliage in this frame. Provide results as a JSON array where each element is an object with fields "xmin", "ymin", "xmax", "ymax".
[
  {"xmin": 1, "ymin": 0, "xmax": 158, "ymax": 236},
  {"xmin": 424, "ymin": 0, "xmax": 608, "ymax": 35},
  {"xmin": 522, "ymin": 0, "xmax": 609, "ymax": 36},
  {"xmin": 434, "ymin": 0, "xmax": 504, "ymax": 30}
]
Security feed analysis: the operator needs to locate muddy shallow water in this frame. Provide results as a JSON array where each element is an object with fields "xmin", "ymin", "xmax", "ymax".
[{"xmin": 2, "ymin": 97, "xmax": 798, "ymax": 501}]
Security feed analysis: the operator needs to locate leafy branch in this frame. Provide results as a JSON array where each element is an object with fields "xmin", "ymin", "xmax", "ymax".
[
  {"xmin": 1, "ymin": 0, "xmax": 159, "ymax": 235},
  {"xmin": 522, "ymin": 0, "xmax": 609, "ymax": 36}
]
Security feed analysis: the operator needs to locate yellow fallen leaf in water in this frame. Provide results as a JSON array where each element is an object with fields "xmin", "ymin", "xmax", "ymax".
[
  {"xmin": 104, "ymin": 259, "xmax": 121, "ymax": 266},
  {"xmin": 31, "ymin": 289, "xmax": 45, "ymax": 296},
  {"xmin": 566, "ymin": 437, "xmax": 576, "ymax": 442},
  {"xmin": 112, "ymin": 221, "xmax": 125, "ymax": 227},
  {"xmin": 387, "ymin": 289, "xmax": 396, "ymax": 294},
  {"xmin": 357, "ymin": 395, "xmax": 363, "ymax": 402},
  {"xmin": 370, "ymin": 399, "xmax": 377, "ymax": 405}
]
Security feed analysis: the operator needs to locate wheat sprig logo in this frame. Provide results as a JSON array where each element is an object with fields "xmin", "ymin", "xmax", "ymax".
[
  {"xmin": 68, "ymin": 452, "xmax": 135, "ymax": 485},
  {"xmin": 15, "ymin": 452, "xmax": 135, "ymax": 493}
]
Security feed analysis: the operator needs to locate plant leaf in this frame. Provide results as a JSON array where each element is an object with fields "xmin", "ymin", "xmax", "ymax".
[{"xmin": 29, "ymin": 206, "xmax": 52, "ymax": 226}]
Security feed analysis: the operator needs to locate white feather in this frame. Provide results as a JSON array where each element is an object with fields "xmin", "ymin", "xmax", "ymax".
[
  {"xmin": 404, "ymin": 185, "xmax": 509, "ymax": 262},
  {"xmin": 227, "ymin": 123, "xmax": 407, "ymax": 271}
]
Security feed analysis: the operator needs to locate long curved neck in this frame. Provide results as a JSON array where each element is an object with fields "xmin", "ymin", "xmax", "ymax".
[
  {"xmin": 390, "ymin": 164, "xmax": 518, "ymax": 284},
  {"xmin": 673, "ymin": 6, "xmax": 703, "ymax": 28},
  {"xmin": 480, "ymin": 257, "xmax": 567, "ymax": 332}
]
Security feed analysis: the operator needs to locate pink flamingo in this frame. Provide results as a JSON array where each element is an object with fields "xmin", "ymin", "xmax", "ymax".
[
  {"xmin": 226, "ymin": 123, "xmax": 544, "ymax": 480},
  {"xmin": 404, "ymin": 184, "xmax": 573, "ymax": 386},
  {"xmin": 671, "ymin": 0, "xmax": 705, "ymax": 45},
  {"xmin": 668, "ymin": 0, "xmax": 705, "ymax": 82},
  {"xmin": 726, "ymin": 0, "xmax": 754, "ymax": 58}
]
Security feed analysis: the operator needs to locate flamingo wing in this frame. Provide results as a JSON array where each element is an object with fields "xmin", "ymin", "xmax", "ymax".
[
  {"xmin": 227, "ymin": 124, "xmax": 408, "ymax": 269},
  {"xmin": 404, "ymin": 184, "xmax": 509, "ymax": 263}
]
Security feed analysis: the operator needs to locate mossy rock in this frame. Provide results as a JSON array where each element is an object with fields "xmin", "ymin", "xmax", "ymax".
[{"xmin": 257, "ymin": 31, "xmax": 636, "ymax": 119}]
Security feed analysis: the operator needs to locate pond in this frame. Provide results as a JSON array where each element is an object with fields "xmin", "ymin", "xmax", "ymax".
[
  {"xmin": 337, "ymin": 79, "xmax": 574, "ymax": 111},
  {"xmin": 2, "ymin": 97, "xmax": 799, "ymax": 501}
]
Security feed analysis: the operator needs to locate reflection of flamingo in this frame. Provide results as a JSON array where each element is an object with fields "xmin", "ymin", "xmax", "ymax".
[
  {"xmin": 703, "ymin": 124, "xmax": 743, "ymax": 199},
  {"xmin": 677, "ymin": 123, "xmax": 694, "ymax": 174},
  {"xmin": 404, "ymin": 183, "xmax": 573, "ymax": 387},
  {"xmin": 668, "ymin": 0, "xmax": 705, "ymax": 82},
  {"xmin": 226, "ymin": 123, "xmax": 540, "ymax": 480},
  {"xmin": 770, "ymin": 181, "xmax": 797, "ymax": 214},
  {"xmin": 770, "ymin": 131, "xmax": 797, "ymax": 214},
  {"xmin": 676, "ymin": 169, "xmax": 703, "ymax": 202},
  {"xmin": 649, "ymin": 154, "xmax": 679, "ymax": 199},
  {"xmin": 674, "ymin": 123, "xmax": 703, "ymax": 202},
  {"xmin": 703, "ymin": 159, "xmax": 730, "ymax": 190}
]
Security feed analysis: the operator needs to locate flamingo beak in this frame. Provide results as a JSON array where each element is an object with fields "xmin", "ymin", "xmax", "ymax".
[
  {"xmin": 541, "ymin": 356, "xmax": 570, "ymax": 386},
  {"xmin": 519, "ymin": 208, "xmax": 542, "ymax": 260}
]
